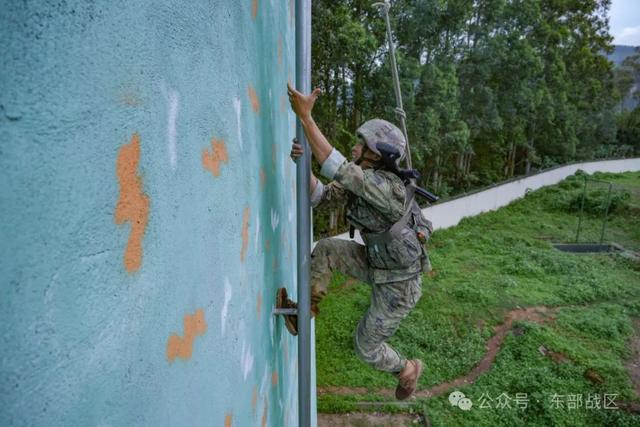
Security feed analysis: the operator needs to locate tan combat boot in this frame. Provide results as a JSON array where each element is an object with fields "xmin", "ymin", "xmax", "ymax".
[
  {"xmin": 395, "ymin": 359, "xmax": 423, "ymax": 400},
  {"xmin": 276, "ymin": 288, "xmax": 298, "ymax": 336},
  {"xmin": 276, "ymin": 288, "xmax": 320, "ymax": 336}
]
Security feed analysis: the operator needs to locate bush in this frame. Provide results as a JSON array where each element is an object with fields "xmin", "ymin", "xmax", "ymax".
[
  {"xmin": 565, "ymin": 187, "xmax": 631, "ymax": 215},
  {"xmin": 531, "ymin": 172, "xmax": 631, "ymax": 215}
]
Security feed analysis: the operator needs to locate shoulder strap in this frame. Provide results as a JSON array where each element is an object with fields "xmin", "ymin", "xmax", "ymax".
[{"xmin": 361, "ymin": 183, "xmax": 416, "ymax": 246}]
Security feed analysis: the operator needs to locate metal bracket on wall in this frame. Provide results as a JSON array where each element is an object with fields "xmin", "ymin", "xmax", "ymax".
[{"xmin": 273, "ymin": 308, "xmax": 298, "ymax": 316}]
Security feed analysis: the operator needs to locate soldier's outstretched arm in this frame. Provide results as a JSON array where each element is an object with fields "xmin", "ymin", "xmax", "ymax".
[
  {"xmin": 287, "ymin": 83, "xmax": 401, "ymax": 217},
  {"xmin": 287, "ymin": 82, "xmax": 332, "ymax": 164}
]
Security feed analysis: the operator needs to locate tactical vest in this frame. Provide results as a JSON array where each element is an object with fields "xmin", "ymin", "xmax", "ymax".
[{"xmin": 350, "ymin": 182, "xmax": 433, "ymax": 273}]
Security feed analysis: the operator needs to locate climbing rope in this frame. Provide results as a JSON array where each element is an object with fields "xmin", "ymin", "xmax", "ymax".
[{"xmin": 374, "ymin": 0, "xmax": 413, "ymax": 171}]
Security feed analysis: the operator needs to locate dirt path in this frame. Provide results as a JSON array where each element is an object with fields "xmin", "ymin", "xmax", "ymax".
[
  {"xmin": 318, "ymin": 413, "xmax": 423, "ymax": 427},
  {"xmin": 318, "ymin": 305, "xmax": 560, "ymax": 398},
  {"xmin": 624, "ymin": 317, "xmax": 640, "ymax": 398}
]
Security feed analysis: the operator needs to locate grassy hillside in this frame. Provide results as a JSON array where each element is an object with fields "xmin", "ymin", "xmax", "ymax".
[{"xmin": 315, "ymin": 170, "xmax": 640, "ymax": 426}]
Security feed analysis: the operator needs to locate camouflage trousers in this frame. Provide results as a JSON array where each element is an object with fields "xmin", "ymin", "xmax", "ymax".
[{"xmin": 310, "ymin": 238, "xmax": 423, "ymax": 374}]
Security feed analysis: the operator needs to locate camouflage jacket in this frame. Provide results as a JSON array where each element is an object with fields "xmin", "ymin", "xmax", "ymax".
[{"xmin": 311, "ymin": 148, "xmax": 431, "ymax": 283}]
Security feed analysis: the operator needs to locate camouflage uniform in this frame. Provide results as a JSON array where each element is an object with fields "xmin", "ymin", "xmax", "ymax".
[{"xmin": 310, "ymin": 146, "xmax": 432, "ymax": 374}]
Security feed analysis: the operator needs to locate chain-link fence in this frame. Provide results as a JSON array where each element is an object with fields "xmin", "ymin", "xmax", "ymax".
[{"xmin": 573, "ymin": 174, "xmax": 639, "ymax": 251}]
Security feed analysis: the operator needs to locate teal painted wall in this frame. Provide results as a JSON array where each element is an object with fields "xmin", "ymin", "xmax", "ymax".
[{"xmin": 1, "ymin": 1, "xmax": 305, "ymax": 425}]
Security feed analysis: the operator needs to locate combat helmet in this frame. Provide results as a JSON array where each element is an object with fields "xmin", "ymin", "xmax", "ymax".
[{"xmin": 355, "ymin": 119, "xmax": 406, "ymax": 164}]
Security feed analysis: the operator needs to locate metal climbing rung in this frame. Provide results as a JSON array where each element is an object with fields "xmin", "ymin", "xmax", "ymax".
[{"xmin": 273, "ymin": 308, "xmax": 298, "ymax": 316}]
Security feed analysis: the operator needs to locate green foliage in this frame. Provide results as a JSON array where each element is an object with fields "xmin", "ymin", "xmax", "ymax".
[
  {"xmin": 315, "ymin": 172, "xmax": 640, "ymax": 425},
  {"xmin": 525, "ymin": 172, "xmax": 632, "ymax": 215},
  {"xmin": 616, "ymin": 106, "xmax": 640, "ymax": 156},
  {"xmin": 310, "ymin": 0, "xmax": 625, "ymax": 237}
]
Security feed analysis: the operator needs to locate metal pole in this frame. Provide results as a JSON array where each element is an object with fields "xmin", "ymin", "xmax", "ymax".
[
  {"xmin": 599, "ymin": 183, "xmax": 612, "ymax": 244},
  {"xmin": 374, "ymin": 0, "xmax": 413, "ymax": 170},
  {"xmin": 575, "ymin": 176, "xmax": 587, "ymax": 243},
  {"xmin": 295, "ymin": 1, "xmax": 312, "ymax": 426}
]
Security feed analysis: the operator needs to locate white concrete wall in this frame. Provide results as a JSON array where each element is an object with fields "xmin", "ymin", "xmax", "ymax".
[{"xmin": 326, "ymin": 157, "xmax": 640, "ymax": 244}]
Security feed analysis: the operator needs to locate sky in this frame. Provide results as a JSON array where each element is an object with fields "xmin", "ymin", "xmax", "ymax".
[{"xmin": 610, "ymin": 0, "xmax": 640, "ymax": 46}]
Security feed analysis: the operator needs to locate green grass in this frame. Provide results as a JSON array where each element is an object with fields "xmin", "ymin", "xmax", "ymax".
[{"xmin": 315, "ymin": 171, "xmax": 640, "ymax": 426}]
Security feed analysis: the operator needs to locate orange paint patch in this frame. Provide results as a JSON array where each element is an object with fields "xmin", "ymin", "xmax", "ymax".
[
  {"xmin": 265, "ymin": 239, "xmax": 270, "ymax": 253},
  {"xmin": 166, "ymin": 309, "xmax": 207, "ymax": 363},
  {"xmin": 248, "ymin": 85, "xmax": 260, "ymax": 113},
  {"xmin": 256, "ymin": 291, "xmax": 262, "ymax": 316},
  {"xmin": 277, "ymin": 36, "xmax": 283, "ymax": 67},
  {"xmin": 119, "ymin": 90, "xmax": 142, "ymax": 107},
  {"xmin": 252, "ymin": 0, "xmax": 258, "ymax": 19},
  {"xmin": 115, "ymin": 133, "xmax": 150, "ymax": 273},
  {"xmin": 241, "ymin": 207, "xmax": 250, "ymax": 262},
  {"xmin": 262, "ymin": 396, "xmax": 268, "ymax": 427},
  {"xmin": 224, "ymin": 413, "xmax": 232, "ymax": 427},
  {"xmin": 271, "ymin": 370, "xmax": 279, "ymax": 386},
  {"xmin": 252, "ymin": 385, "xmax": 258, "ymax": 415},
  {"xmin": 260, "ymin": 168, "xmax": 266, "ymax": 189},
  {"xmin": 202, "ymin": 138, "xmax": 228, "ymax": 177}
]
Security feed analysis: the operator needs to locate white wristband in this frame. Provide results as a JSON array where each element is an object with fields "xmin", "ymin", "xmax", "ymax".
[
  {"xmin": 310, "ymin": 180, "xmax": 324, "ymax": 207},
  {"xmin": 319, "ymin": 148, "xmax": 347, "ymax": 180}
]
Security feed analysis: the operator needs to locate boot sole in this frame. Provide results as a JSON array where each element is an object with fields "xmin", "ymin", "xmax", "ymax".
[
  {"xmin": 395, "ymin": 359, "xmax": 423, "ymax": 400},
  {"xmin": 276, "ymin": 288, "xmax": 298, "ymax": 336}
]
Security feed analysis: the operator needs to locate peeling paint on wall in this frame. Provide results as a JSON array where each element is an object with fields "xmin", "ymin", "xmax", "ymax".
[
  {"xmin": 254, "ymin": 213, "xmax": 261, "ymax": 255},
  {"xmin": 233, "ymin": 96, "xmax": 243, "ymax": 149},
  {"xmin": 114, "ymin": 133, "xmax": 150, "ymax": 273},
  {"xmin": 202, "ymin": 138, "xmax": 228, "ymax": 177},
  {"xmin": 252, "ymin": 384, "xmax": 258, "ymax": 415},
  {"xmin": 261, "ymin": 396, "xmax": 268, "ymax": 427},
  {"xmin": 221, "ymin": 277, "xmax": 232, "ymax": 336},
  {"xmin": 160, "ymin": 83, "xmax": 179, "ymax": 170},
  {"xmin": 248, "ymin": 85, "xmax": 260, "ymax": 113},
  {"xmin": 240, "ymin": 207, "xmax": 250, "ymax": 262},
  {"xmin": 166, "ymin": 309, "xmax": 207, "ymax": 363},
  {"xmin": 1, "ymin": 1, "xmax": 304, "ymax": 425},
  {"xmin": 252, "ymin": 0, "xmax": 259, "ymax": 20},
  {"xmin": 260, "ymin": 168, "xmax": 266, "ymax": 189},
  {"xmin": 240, "ymin": 339, "xmax": 254, "ymax": 380},
  {"xmin": 270, "ymin": 209, "xmax": 279, "ymax": 232}
]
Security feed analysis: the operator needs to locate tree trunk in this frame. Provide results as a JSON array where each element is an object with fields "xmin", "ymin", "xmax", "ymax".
[
  {"xmin": 432, "ymin": 154, "xmax": 440, "ymax": 192},
  {"xmin": 504, "ymin": 142, "xmax": 516, "ymax": 178}
]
